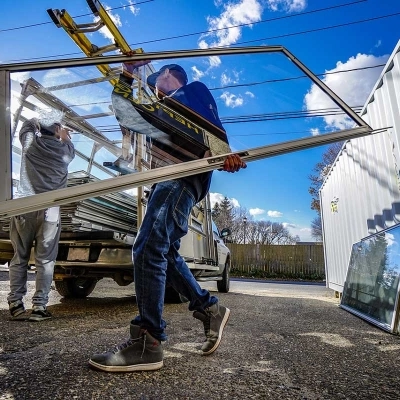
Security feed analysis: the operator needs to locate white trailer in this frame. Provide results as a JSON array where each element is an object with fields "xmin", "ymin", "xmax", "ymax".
[{"xmin": 320, "ymin": 40, "xmax": 400, "ymax": 294}]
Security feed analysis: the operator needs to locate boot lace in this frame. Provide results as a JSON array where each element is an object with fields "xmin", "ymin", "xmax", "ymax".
[{"xmin": 112, "ymin": 333, "xmax": 147, "ymax": 358}]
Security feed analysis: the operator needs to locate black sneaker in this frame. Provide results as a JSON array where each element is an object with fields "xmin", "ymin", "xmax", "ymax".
[
  {"xmin": 89, "ymin": 324, "xmax": 163, "ymax": 372},
  {"xmin": 29, "ymin": 306, "xmax": 52, "ymax": 321},
  {"xmin": 193, "ymin": 302, "xmax": 230, "ymax": 355},
  {"xmin": 9, "ymin": 300, "xmax": 25, "ymax": 317}
]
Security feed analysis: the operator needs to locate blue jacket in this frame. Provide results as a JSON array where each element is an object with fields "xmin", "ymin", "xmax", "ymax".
[
  {"xmin": 122, "ymin": 73, "xmax": 226, "ymax": 201},
  {"xmin": 166, "ymin": 81, "xmax": 226, "ymax": 200},
  {"xmin": 168, "ymin": 81, "xmax": 225, "ymax": 132}
]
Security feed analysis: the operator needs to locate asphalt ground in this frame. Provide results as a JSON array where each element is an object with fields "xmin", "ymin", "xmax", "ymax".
[{"xmin": 1, "ymin": 268, "xmax": 400, "ymax": 400}]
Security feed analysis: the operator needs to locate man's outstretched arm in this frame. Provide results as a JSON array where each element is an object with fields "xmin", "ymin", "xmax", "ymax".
[{"xmin": 122, "ymin": 50, "xmax": 150, "ymax": 79}]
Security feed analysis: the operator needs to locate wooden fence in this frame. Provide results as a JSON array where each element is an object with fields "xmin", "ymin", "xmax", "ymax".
[{"xmin": 226, "ymin": 243, "xmax": 325, "ymax": 279}]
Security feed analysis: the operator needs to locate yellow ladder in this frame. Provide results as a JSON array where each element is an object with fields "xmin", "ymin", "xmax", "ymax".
[
  {"xmin": 47, "ymin": 0, "xmax": 144, "ymax": 86},
  {"xmin": 47, "ymin": 0, "xmax": 152, "ymax": 223}
]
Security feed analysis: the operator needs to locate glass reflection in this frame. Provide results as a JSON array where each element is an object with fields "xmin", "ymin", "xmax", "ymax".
[{"xmin": 341, "ymin": 227, "xmax": 400, "ymax": 331}]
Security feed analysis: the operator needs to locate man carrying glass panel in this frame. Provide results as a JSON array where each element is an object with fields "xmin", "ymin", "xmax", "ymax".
[{"xmin": 90, "ymin": 57, "xmax": 246, "ymax": 372}]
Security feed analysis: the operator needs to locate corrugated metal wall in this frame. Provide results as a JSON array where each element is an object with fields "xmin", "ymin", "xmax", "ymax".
[{"xmin": 320, "ymin": 40, "xmax": 400, "ymax": 293}]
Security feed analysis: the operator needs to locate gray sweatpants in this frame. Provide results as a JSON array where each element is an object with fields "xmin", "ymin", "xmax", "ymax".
[{"xmin": 7, "ymin": 207, "xmax": 61, "ymax": 306}]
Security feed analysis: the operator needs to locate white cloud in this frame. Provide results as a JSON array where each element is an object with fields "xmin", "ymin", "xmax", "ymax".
[
  {"xmin": 210, "ymin": 192, "xmax": 240, "ymax": 208},
  {"xmin": 39, "ymin": 69, "xmax": 111, "ymax": 113},
  {"xmin": 385, "ymin": 232, "xmax": 397, "ymax": 247},
  {"xmin": 10, "ymin": 77, "xmax": 63, "ymax": 129},
  {"xmin": 42, "ymin": 68, "xmax": 73, "ymax": 82},
  {"xmin": 196, "ymin": 1, "xmax": 263, "ymax": 76},
  {"xmin": 283, "ymin": 223, "xmax": 316, "ymax": 242},
  {"xmin": 220, "ymin": 91, "xmax": 244, "ymax": 108},
  {"xmin": 266, "ymin": 0, "xmax": 307, "ymax": 12},
  {"xmin": 209, "ymin": 56, "xmax": 222, "ymax": 68},
  {"xmin": 230, "ymin": 198, "xmax": 240, "ymax": 208},
  {"xmin": 94, "ymin": 4, "xmax": 122, "ymax": 41},
  {"xmin": 200, "ymin": 0, "xmax": 263, "ymax": 48},
  {"xmin": 304, "ymin": 53, "xmax": 389, "ymax": 130},
  {"xmin": 191, "ymin": 56, "xmax": 221, "ymax": 80},
  {"xmin": 283, "ymin": 222, "xmax": 296, "ymax": 228},
  {"xmin": 295, "ymin": 227, "xmax": 314, "ymax": 242},
  {"xmin": 198, "ymin": 40, "xmax": 209, "ymax": 49},
  {"xmin": 11, "ymin": 72, "xmax": 30, "ymax": 84},
  {"xmin": 221, "ymin": 71, "xmax": 240, "ymax": 86},
  {"xmin": 127, "ymin": 0, "xmax": 140, "ymax": 15},
  {"xmin": 221, "ymin": 73, "xmax": 231, "ymax": 86},
  {"xmin": 250, "ymin": 208, "xmax": 265, "ymax": 216},
  {"xmin": 310, "ymin": 128, "xmax": 320, "ymax": 136},
  {"xmin": 267, "ymin": 210, "xmax": 283, "ymax": 217},
  {"xmin": 192, "ymin": 66, "xmax": 205, "ymax": 81}
]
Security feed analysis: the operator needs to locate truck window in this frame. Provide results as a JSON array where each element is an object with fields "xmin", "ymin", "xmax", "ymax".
[{"xmin": 211, "ymin": 221, "xmax": 220, "ymax": 237}]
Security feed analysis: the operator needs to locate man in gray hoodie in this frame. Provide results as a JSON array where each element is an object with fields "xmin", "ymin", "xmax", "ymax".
[{"xmin": 7, "ymin": 118, "xmax": 75, "ymax": 321}]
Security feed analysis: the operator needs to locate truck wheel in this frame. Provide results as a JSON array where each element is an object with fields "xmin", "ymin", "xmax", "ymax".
[
  {"xmin": 164, "ymin": 286, "xmax": 188, "ymax": 304},
  {"xmin": 217, "ymin": 261, "xmax": 230, "ymax": 293},
  {"xmin": 55, "ymin": 278, "xmax": 97, "ymax": 298}
]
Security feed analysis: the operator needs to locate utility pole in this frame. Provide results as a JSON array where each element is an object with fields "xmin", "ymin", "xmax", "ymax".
[{"xmin": 243, "ymin": 216, "xmax": 247, "ymax": 245}]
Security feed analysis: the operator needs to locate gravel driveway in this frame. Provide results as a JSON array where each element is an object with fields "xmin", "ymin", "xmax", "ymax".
[{"xmin": 1, "ymin": 269, "xmax": 399, "ymax": 400}]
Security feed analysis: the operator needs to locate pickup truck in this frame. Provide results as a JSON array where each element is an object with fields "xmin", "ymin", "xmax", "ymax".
[
  {"xmin": 51, "ymin": 193, "xmax": 231, "ymax": 302},
  {"xmin": 0, "ymin": 193, "xmax": 231, "ymax": 303}
]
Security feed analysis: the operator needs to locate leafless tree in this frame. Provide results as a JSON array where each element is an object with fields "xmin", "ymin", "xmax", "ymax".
[
  {"xmin": 308, "ymin": 142, "xmax": 343, "ymax": 214},
  {"xmin": 213, "ymin": 199, "xmax": 300, "ymax": 244},
  {"xmin": 311, "ymin": 215, "xmax": 323, "ymax": 241},
  {"xmin": 308, "ymin": 142, "xmax": 343, "ymax": 243}
]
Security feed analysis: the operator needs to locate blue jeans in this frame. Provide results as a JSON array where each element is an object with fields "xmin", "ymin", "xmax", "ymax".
[{"xmin": 132, "ymin": 179, "xmax": 217, "ymax": 341}]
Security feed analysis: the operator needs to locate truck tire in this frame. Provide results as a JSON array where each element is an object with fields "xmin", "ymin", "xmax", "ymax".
[
  {"xmin": 55, "ymin": 278, "xmax": 97, "ymax": 298},
  {"xmin": 217, "ymin": 261, "xmax": 230, "ymax": 293},
  {"xmin": 164, "ymin": 286, "xmax": 188, "ymax": 304}
]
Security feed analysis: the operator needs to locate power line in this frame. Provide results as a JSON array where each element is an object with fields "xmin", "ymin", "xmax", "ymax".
[
  {"xmin": 87, "ymin": 106, "xmax": 363, "ymax": 134},
  {"xmin": 230, "ymin": 130, "xmax": 327, "ymax": 137},
  {"xmin": 128, "ymin": 0, "xmax": 367, "ymax": 46},
  {"xmin": 64, "ymin": 62, "xmax": 386, "ymax": 109},
  {"xmin": 220, "ymin": 106, "xmax": 363, "ymax": 124},
  {"xmin": 232, "ymin": 12, "xmax": 400, "ymax": 46},
  {"xmin": 209, "ymin": 63, "xmax": 386, "ymax": 92},
  {"xmin": 1, "ymin": 1, "xmax": 372, "ymax": 63},
  {"xmin": 0, "ymin": 0, "xmax": 155, "ymax": 33},
  {"xmin": 69, "ymin": 100, "xmax": 111, "ymax": 107}
]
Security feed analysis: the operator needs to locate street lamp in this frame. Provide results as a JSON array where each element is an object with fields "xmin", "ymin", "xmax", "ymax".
[{"xmin": 243, "ymin": 216, "xmax": 247, "ymax": 244}]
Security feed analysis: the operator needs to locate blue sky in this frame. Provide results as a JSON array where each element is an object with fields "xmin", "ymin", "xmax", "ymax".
[{"xmin": 1, "ymin": 0, "xmax": 399, "ymax": 241}]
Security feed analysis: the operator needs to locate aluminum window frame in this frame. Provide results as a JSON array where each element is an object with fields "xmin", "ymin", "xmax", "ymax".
[{"xmin": 0, "ymin": 45, "xmax": 372, "ymax": 217}]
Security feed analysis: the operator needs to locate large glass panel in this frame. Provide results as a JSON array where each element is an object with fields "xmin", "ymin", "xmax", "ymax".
[
  {"xmin": 341, "ymin": 226, "xmax": 400, "ymax": 332},
  {"xmin": 9, "ymin": 51, "xmax": 361, "ymax": 190},
  {"xmin": 3, "ymin": 49, "xmax": 367, "ymax": 236}
]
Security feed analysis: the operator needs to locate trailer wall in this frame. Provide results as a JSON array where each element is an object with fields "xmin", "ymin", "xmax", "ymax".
[{"xmin": 321, "ymin": 40, "xmax": 400, "ymax": 292}]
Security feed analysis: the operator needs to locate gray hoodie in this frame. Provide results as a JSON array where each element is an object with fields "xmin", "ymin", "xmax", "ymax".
[{"xmin": 16, "ymin": 119, "xmax": 75, "ymax": 198}]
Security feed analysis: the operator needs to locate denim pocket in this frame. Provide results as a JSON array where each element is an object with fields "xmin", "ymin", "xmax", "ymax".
[{"xmin": 173, "ymin": 187, "xmax": 195, "ymax": 233}]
